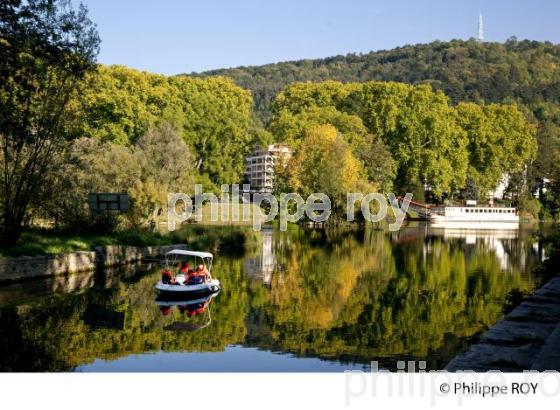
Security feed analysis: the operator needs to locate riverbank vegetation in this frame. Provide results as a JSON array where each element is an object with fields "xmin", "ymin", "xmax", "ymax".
[
  {"xmin": 0, "ymin": 229, "xmax": 177, "ymax": 258},
  {"xmin": 1, "ymin": 0, "xmax": 559, "ymax": 252},
  {"xmin": 0, "ymin": 225, "xmax": 260, "ymax": 258}
]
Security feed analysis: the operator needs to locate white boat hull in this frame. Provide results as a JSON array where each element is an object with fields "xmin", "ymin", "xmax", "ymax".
[
  {"xmin": 430, "ymin": 215, "xmax": 519, "ymax": 230},
  {"xmin": 155, "ymin": 279, "xmax": 221, "ymax": 295},
  {"xmin": 429, "ymin": 204, "xmax": 519, "ymax": 230}
]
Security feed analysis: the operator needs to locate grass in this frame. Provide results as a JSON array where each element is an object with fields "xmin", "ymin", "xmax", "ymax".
[
  {"xmin": 0, "ymin": 229, "xmax": 175, "ymax": 258},
  {"xmin": 0, "ymin": 225, "xmax": 260, "ymax": 258},
  {"xmin": 190, "ymin": 201, "xmax": 265, "ymax": 226},
  {"xmin": 180, "ymin": 225, "xmax": 261, "ymax": 254}
]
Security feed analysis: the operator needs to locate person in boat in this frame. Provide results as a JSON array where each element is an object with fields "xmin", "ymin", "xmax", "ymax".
[
  {"xmin": 183, "ymin": 264, "xmax": 209, "ymax": 285},
  {"xmin": 198, "ymin": 264, "xmax": 210, "ymax": 281},
  {"xmin": 185, "ymin": 268, "xmax": 203, "ymax": 285},
  {"xmin": 186, "ymin": 301, "xmax": 209, "ymax": 317},
  {"xmin": 178, "ymin": 262, "xmax": 190, "ymax": 275},
  {"xmin": 161, "ymin": 268, "xmax": 175, "ymax": 285}
]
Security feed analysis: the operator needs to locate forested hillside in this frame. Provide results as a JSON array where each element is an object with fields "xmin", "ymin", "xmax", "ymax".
[
  {"xmin": 194, "ymin": 39, "xmax": 560, "ymax": 124},
  {"xmin": 194, "ymin": 38, "xmax": 560, "ymax": 217}
]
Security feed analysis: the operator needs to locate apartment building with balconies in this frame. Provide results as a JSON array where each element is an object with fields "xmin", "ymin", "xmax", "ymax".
[{"xmin": 245, "ymin": 144, "xmax": 292, "ymax": 193}]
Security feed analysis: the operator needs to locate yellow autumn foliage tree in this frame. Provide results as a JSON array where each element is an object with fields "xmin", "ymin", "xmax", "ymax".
[{"xmin": 288, "ymin": 125, "xmax": 366, "ymax": 208}]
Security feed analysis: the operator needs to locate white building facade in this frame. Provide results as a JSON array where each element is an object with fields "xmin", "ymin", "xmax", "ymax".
[{"xmin": 245, "ymin": 144, "xmax": 292, "ymax": 193}]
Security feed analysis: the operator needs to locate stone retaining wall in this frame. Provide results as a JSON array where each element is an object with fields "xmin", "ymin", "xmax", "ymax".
[
  {"xmin": 446, "ymin": 276, "xmax": 560, "ymax": 371},
  {"xmin": 93, "ymin": 244, "xmax": 187, "ymax": 267},
  {"xmin": 0, "ymin": 244, "xmax": 187, "ymax": 283}
]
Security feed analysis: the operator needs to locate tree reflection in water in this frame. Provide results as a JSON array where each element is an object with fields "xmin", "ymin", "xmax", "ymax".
[{"xmin": 0, "ymin": 224, "xmax": 549, "ymax": 371}]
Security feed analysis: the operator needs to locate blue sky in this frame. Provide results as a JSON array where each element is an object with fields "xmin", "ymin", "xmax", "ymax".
[{"xmin": 79, "ymin": 0, "xmax": 560, "ymax": 75}]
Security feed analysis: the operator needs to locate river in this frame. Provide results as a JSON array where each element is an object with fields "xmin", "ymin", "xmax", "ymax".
[{"xmin": 0, "ymin": 224, "xmax": 554, "ymax": 371}]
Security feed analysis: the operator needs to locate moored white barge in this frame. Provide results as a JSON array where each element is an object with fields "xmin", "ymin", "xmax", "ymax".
[{"xmin": 430, "ymin": 206, "xmax": 519, "ymax": 230}]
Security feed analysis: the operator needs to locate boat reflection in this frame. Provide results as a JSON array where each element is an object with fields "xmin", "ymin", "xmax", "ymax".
[
  {"xmin": 389, "ymin": 222, "xmax": 546, "ymax": 272},
  {"xmin": 156, "ymin": 292, "xmax": 219, "ymax": 332},
  {"xmin": 428, "ymin": 226, "xmax": 547, "ymax": 270}
]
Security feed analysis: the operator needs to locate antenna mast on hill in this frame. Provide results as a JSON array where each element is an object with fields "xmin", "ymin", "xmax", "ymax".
[{"xmin": 477, "ymin": 13, "xmax": 484, "ymax": 42}]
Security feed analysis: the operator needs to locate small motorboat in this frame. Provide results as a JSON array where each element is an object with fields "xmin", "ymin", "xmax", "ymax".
[{"xmin": 155, "ymin": 250, "xmax": 221, "ymax": 297}]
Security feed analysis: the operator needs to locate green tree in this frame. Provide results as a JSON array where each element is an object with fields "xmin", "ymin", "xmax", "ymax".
[
  {"xmin": 73, "ymin": 65, "xmax": 182, "ymax": 145},
  {"xmin": 456, "ymin": 102, "xmax": 537, "ymax": 199},
  {"xmin": 45, "ymin": 138, "xmax": 140, "ymax": 232},
  {"xmin": 271, "ymin": 81, "xmax": 358, "ymax": 117},
  {"xmin": 171, "ymin": 76, "xmax": 254, "ymax": 185},
  {"xmin": 351, "ymin": 82, "xmax": 469, "ymax": 198},
  {"xmin": 270, "ymin": 105, "xmax": 368, "ymax": 149},
  {"xmin": 287, "ymin": 125, "xmax": 367, "ymax": 213},
  {"xmin": 75, "ymin": 69, "xmax": 255, "ymax": 187},
  {"xmin": 46, "ymin": 124, "xmax": 196, "ymax": 230},
  {"xmin": 528, "ymin": 119, "xmax": 560, "ymax": 213},
  {"xmin": 272, "ymin": 81, "xmax": 471, "ymax": 198},
  {"xmin": 0, "ymin": 0, "xmax": 100, "ymax": 245},
  {"xmin": 129, "ymin": 124, "xmax": 195, "ymax": 225},
  {"xmin": 356, "ymin": 136, "xmax": 397, "ymax": 192}
]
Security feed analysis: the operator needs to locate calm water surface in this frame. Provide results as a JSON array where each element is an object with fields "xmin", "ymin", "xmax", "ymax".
[{"xmin": 0, "ymin": 224, "xmax": 554, "ymax": 371}]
